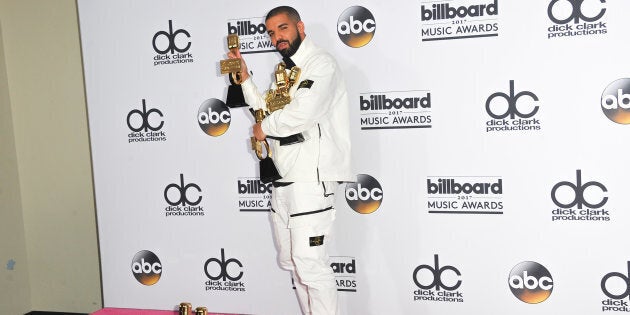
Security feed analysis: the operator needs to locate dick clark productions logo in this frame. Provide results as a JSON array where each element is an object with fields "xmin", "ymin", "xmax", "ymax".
[
  {"xmin": 550, "ymin": 169, "xmax": 610, "ymax": 222},
  {"xmin": 485, "ymin": 80, "xmax": 541, "ymax": 133},
  {"xmin": 601, "ymin": 262, "xmax": 630, "ymax": 312},
  {"xmin": 126, "ymin": 99, "xmax": 167, "ymax": 143},
  {"xmin": 163, "ymin": 174, "xmax": 204, "ymax": 217},
  {"xmin": 547, "ymin": 0, "xmax": 607, "ymax": 39},
  {"xmin": 204, "ymin": 248, "xmax": 246, "ymax": 292},
  {"xmin": 152, "ymin": 20, "xmax": 194, "ymax": 66},
  {"xmin": 412, "ymin": 254, "xmax": 464, "ymax": 303}
]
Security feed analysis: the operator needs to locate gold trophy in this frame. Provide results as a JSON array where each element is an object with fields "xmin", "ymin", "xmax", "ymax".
[
  {"xmin": 250, "ymin": 108, "xmax": 281, "ymax": 183},
  {"xmin": 264, "ymin": 62, "xmax": 305, "ymax": 146},
  {"xmin": 266, "ymin": 62, "xmax": 293, "ymax": 111},
  {"xmin": 178, "ymin": 302, "xmax": 192, "ymax": 315},
  {"xmin": 220, "ymin": 34, "xmax": 280, "ymax": 183},
  {"xmin": 247, "ymin": 61, "xmax": 306, "ymax": 183},
  {"xmin": 220, "ymin": 34, "xmax": 247, "ymax": 107},
  {"xmin": 247, "ymin": 61, "xmax": 309, "ymax": 183},
  {"xmin": 178, "ymin": 302, "xmax": 208, "ymax": 315}
]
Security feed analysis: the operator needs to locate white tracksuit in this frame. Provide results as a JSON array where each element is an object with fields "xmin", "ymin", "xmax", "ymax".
[{"xmin": 241, "ymin": 37, "xmax": 353, "ymax": 315}]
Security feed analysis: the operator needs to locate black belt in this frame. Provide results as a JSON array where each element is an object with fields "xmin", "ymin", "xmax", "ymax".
[
  {"xmin": 272, "ymin": 181, "xmax": 293, "ymax": 188},
  {"xmin": 269, "ymin": 206, "xmax": 334, "ymax": 217}
]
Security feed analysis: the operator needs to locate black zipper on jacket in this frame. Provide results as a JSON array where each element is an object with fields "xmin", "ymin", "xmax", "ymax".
[
  {"xmin": 316, "ymin": 123, "xmax": 321, "ymax": 182},
  {"xmin": 290, "ymin": 206, "xmax": 334, "ymax": 218}
]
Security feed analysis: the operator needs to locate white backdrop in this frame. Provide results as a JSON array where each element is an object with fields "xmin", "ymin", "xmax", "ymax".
[{"xmin": 78, "ymin": 0, "xmax": 630, "ymax": 314}]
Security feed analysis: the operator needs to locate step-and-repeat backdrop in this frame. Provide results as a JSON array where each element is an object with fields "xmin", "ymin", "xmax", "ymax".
[{"xmin": 78, "ymin": 0, "xmax": 630, "ymax": 314}]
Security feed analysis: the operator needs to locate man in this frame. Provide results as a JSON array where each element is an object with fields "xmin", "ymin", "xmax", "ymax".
[{"xmin": 227, "ymin": 5, "xmax": 352, "ymax": 315}]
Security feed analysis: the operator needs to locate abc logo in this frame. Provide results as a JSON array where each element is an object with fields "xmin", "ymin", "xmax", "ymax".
[
  {"xmin": 204, "ymin": 248, "xmax": 243, "ymax": 281},
  {"xmin": 486, "ymin": 80, "xmax": 539, "ymax": 119},
  {"xmin": 152, "ymin": 20, "xmax": 191, "ymax": 54},
  {"xmin": 345, "ymin": 174, "xmax": 383, "ymax": 214},
  {"xmin": 601, "ymin": 78, "xmax": 630, "ymax": 124},
  {"xmin": 127, "ymin": 99, "xmax": 164, "ymax": 132},
  {"xmin": 548, "ymin": 0, "xmax": 606, "ymax": 24},
  {"xmin": 131, "ymin": 250, "xmax": 162, "ymax": 286},
  {"xmin": 508, "ymin": 261, "xmax": 553, "ymax": 304},
  {"xmin": 551, "ymin": 169, "xmax": 607, "ymax": 209},
  {"xmin": 413, "ymin": 255, "xmax": 462, "ymax": 291},
  {"xmin": 337, "ymin": 6, "xmax": 376, "ymax": 48},
  {"xmin": 198, "ymin": 98, "xmax": 231, "ymax": 137}
]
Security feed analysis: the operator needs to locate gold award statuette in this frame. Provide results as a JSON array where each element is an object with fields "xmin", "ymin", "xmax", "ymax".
[
  {"xmin": 195, "ymin": 306, "xmax": 208, "ymax": 315},
  {"xmin": 266, "ymin": 62, "xmax": 300, "ymax": 113},
  {"xmin": 219, "ymin": 34, "xmax": 241, "ymax": 75},
  {"xmin": 251, "ymin": 110, "xmax": 272, "ymax": 160},
  {"xmin": 220, "ymin": 58, "xmax": 241, "ymax": 75},
  {"xmin": 264, "ymin": 62, "xmax": 305, "ymax": 146},
  {"xmin": 221, "ymin": 34, "xmax": 247, "ymax": 107},
  {"xmin": 179, "ymin": 302, "xmax": 192, "ymax": 315},
  {"xmin": 251, "ymin": 108, "xmax": 281, "ymax": 183}
]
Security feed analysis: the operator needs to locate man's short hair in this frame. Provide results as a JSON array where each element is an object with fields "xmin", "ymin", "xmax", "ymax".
[{"xmin": 266, "ymin": 6, "xmax": 301, "ymax": 22}]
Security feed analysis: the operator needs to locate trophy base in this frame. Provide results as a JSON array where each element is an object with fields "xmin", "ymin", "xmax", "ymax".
[
  {"xmin": 226, "ymin": 84, "xmax": 248, "ymax": 108},
  {"xmin": 260, "ymin": 157, "xmax": 282, "ymax": 183}
]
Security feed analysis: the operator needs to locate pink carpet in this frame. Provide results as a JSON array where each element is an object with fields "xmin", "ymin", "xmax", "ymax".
[{"xmin": 91, "ymin": 308, "xmax": 239, "ymax": 315}]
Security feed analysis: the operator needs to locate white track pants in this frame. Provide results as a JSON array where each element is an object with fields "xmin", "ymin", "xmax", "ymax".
[{"xmin": 270, "ymin": 181, "xmax": 339, "ymax": 315}]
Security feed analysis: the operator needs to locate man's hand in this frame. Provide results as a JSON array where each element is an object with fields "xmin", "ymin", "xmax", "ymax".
[
  {"xmin": 227, "ymin": 48, "xmax": 250, "ymax": 82},
  {"xmin": 253, "ymin": 122, "xmax": 266, "ymax": 141}
]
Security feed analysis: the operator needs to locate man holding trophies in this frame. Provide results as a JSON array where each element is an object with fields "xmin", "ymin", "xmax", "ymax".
[{"xmin": 226, "ymin": 5, "xmax": 352, "ymax": 315}]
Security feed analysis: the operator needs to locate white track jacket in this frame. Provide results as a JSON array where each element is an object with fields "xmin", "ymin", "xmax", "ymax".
[{"xmin": 241, "ymin": 37, "xmax": 353, "ymax": 183}]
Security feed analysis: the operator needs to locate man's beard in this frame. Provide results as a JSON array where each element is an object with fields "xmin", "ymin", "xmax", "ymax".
[{"xmin": 277, "ymin": 35, "xmax": 302, "ymax": 58}]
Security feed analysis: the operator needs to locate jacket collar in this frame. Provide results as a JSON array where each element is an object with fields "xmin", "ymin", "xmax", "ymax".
[{"xmin": 284, "ymin": 36, "xmax": 313, "ymax": 68}]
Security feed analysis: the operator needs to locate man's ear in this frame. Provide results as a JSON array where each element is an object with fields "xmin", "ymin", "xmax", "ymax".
[{"xmin": 297, "ymin": 21, "xmax": 305, "ymax": 37}]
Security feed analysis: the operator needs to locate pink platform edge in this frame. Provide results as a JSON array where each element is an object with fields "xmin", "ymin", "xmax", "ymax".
[{"xmin": 91, "ymin": 308, "xmax": 239, "ymax": 315}]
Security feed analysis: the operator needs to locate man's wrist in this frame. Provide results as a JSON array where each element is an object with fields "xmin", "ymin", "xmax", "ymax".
[{"xmin": 241, "ymin": 71, "xmax": 250, "ymax": 82}]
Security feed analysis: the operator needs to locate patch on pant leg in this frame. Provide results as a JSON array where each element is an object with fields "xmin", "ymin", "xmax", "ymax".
[{"xmin": 309, "ymin": 235, "xmax": 325, "ymax": 247}]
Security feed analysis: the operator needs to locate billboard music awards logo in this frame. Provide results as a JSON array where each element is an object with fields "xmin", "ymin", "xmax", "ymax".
[
  {"xmin": 550, "ymin": 169, "xmax": 610, "ymax": 222},
  {"xmin": 126, "ymin": 99, "xmax": 167, "ymax": 143},
  {"xmin": 426, "ymin": 175, "xmax": 504, "ymax": 214},
  {"xmin": 227, "ymin": 16, "xmax": 273, "ymax": 54},
  {"xmin": 163, "ymin": 173, "xmax": 205, "ymax": 217},
  {"xmin": 337, "ymin": 6, "xmax": 376, "ymax": 48},
  {"xmin": 152, "ymin": 20, "xmax": 194, "ymax": 66},
  {"xmin": 131, "ymin": 250, "xmax": 162, "ymax": 286},
  {"xmin": 359, "ymin": 90, "xmax": 432, "ymax": 130},
  {"xmin": 420, "ymin": 0, "xmax": 499, "ymax": 42},
  {"xmin": 198, "ymin": 99, "xmax": 231, "ymax": 137},
  {"xmin": 330, "ymin": 256, "xmax": 358, "ymax": 292},
  {"xmin": 345, "ymin": 174, "xmax": 383, "ymax": 214},
  {"xmin": 204, "ymin": 248, "xmax": 246, "ymax": 292},
  {"xmin": 237, "ymin": 177, "xmax": 271, "ymax": 212},
  {"xmin": 485, "ymin": 80, "xmax": 542, "ymax": 133},
  {"xmin": 508, "ymin": 261, "xmax": 553, "ymax": 304},
  {"xmin": 601, "ymin": 262, "xmax": 630, "ymax": 312},
  {"xmin": 601, "ymin": 78, "xmax": 630, "ymax": 124},
  {"xmin": 547, "ymin": 0, "xmax": 607, "ymax": 39},
  {"xmin": 412, "ymin": 255, "xmax": 464, "ymax": 303}
]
